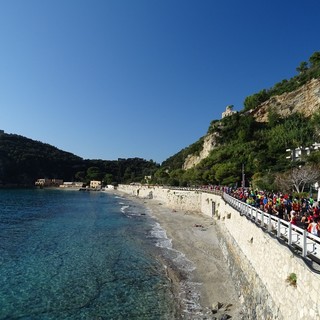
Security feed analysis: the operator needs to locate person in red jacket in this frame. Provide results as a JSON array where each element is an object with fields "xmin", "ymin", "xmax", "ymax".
[{"xmin": 290, "ymin": 211, "xmax": 298, "ymax": 225}]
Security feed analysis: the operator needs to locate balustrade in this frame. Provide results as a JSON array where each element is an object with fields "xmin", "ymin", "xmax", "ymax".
[
  {"xmin": 167, "ymin": 186, "xmax": 320, "ymax": 265},
  {"xmin": 222, "ymin": 192, "xmax": 320, "ymax": 265}
]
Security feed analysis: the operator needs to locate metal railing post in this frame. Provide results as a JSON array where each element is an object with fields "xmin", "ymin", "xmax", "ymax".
[
  {"xmin": 302, "ymin": 230, "xmax": 307, "ymax": 258},
  {"xmin": 288, "ymin": 223, "xmax": 292, "ymax": 246},
  {"xmin": 221, "ymin": 191, "xmax": 320, "ymax": 266},
  {"xmin": 268, "ymin": 214, "xmax": 272, "ymax": 232},
  {"xmin": 277, "ymin": 219, "xmax": 281, "ymax": 237}
]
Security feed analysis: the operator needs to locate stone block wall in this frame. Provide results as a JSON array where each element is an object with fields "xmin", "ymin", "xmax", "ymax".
[{"xmin": 118, "ymin": 185, "xmax": 320, "ymax": 319}]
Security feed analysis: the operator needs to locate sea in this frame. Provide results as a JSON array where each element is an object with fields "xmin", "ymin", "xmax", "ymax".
[{"xmin": 0, "ymin": 189, "xmax": 201, "ymax": 320}]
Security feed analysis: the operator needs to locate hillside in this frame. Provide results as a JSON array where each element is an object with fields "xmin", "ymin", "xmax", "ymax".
[
  {"xmin": 2, "ymin": 51, "xmax": 320, "ymax": 190},
  {"xmin": 157, "ymin": 51, "xmax": 320, "ymax": 190},
  {"xmin": 0, "ymin": 133, "xmax": 84, "ymax": 186},
  {"xmin": 182, "ymin": 77, "xmax": 320, "ymax": 170},
  {"xmin": 251, "ymin": 78, "xmax": 320, "ymax": 123},
  {"xmin": 0, "ymin": 132, "xmax": 159, "ymax": 187}
]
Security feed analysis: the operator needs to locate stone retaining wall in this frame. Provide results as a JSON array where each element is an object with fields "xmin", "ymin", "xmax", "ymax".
[{"xmin": 118, "ymin": 185, "xmax": 320, "ymax": 320}]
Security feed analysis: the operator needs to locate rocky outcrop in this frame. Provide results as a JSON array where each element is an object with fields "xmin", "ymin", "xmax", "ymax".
[
  {"xmin": 183, "ymin": 133, "xmax": 218, "ymax": 169},
  {"xmin": 183, "ymin": 78, "xmax": 320, "ymax": 170},
  {"xmin": 252, "ymin": 78, "xmax": 320, "ymax": 122}
]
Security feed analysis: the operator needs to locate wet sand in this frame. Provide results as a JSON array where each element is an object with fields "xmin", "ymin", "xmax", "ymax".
[{"xmin": 116, "ymin": 191, "xmax": 242, "ymax": 319}]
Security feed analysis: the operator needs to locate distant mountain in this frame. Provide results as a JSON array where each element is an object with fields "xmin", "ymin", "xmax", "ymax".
[
  {"xmin": 0, "ymin": 132, "xmax": 159, "ymax": 187},
  {"xmin": 0, "ymin": 133, "xmax": 84, "ymax": 186}
]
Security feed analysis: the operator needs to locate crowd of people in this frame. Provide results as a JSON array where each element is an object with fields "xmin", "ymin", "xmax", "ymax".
[{"xmin": 203, "ymin": 185, "xmax": 320, "ymax": 236}]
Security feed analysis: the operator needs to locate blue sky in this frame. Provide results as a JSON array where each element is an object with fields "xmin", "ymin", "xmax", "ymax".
[{"xmin": 1, "ymin": 0, "xmax": 319, "ymax": 163}]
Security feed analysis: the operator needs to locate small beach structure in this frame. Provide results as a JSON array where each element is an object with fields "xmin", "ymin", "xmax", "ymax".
[
  {"xmin": 59, "ymin": 182, "xmax": 84, "ymax": 189},
  {"xmin": 35, "ymin": 178, "xmax": 63, "ymax": 188},
  {"xmin": 90, "ymin": 180, "xmax": 102, "ymax": 190}
]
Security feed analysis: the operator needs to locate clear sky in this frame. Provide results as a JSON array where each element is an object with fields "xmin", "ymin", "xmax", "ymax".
[{"xmin": 1, "ymin": 0, "xmax": 319, "ymax": 164}]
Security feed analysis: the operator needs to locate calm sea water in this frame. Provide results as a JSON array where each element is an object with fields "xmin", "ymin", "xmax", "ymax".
[{"xmin": 0, "ymin": 189, "xmax": 181, "ymax": 320}]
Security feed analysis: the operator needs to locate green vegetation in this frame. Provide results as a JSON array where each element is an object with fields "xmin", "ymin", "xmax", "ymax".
[
  {"xmin": 2, "ymin": 51, "xmax": 320, "ymax": 190},
  {"xmin": 151, "ymin": 51, "xmax": 320, "ymax": 190},
  {"xmin": 243, "ymin": 51, "xmax": 320, "ymax": 111},
  {"xmin": 286, "ymin": 273, "xmax": 297, "ymax": 287},
  {"xmin": 161, "ymin": 137, "xmax": 204, "ymax": 170},
  {"xmin": 153, "ymin": 110, "xmax": 320, "ymax": 189},
  {"xmin": 0, "ymin": 134, "xmax": 84, "ymax": 186},
  {"xmin": 0, "ymin": 133, "xmax": 159, "ymax": 187}
]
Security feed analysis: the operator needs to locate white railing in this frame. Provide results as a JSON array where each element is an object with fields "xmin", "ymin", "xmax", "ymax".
[
  {"xmin": 223, "ymin": 192, "xmax": 320, "ymax": 262},
  {"xmin": 165, "ymin": 186, "xmax": 320, "ymax": 264}
]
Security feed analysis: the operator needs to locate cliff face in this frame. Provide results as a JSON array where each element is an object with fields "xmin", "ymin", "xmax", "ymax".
[
  {"xmin": 252, "ymin": 78, "xmax": 320, "ymax": 122},
  {"xmin": 183, "ymin": 78, "xmax": 320, "ymax": 170},
  {"xmin": 183, "ymin": 133, "xmax": 218, "ymax": 169}
]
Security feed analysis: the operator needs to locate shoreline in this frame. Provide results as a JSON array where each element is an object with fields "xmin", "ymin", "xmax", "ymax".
[{"xmin": 115, "ymin": 190, "xmax": 242, "ymax": 319}]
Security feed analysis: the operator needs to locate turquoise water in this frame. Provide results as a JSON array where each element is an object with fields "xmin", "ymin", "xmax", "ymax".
[{"xmin": 0, "ymin": 189, "xmax": 180, "ymax": 319}]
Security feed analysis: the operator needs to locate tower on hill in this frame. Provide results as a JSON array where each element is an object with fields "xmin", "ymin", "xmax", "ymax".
[{"xmin": 222, "ymin": 105, "xmax": 236, "ymax": 118}]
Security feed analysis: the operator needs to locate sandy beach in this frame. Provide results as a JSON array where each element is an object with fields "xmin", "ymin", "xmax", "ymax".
[{"xmin": 116, "ymin": 191, "xmax": 242, "ymax": 319}]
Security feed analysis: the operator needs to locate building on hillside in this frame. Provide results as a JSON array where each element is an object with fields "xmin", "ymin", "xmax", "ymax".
[
  {"xmin": 222, "ymin": 105, "xmax": 237, "ymax": 118},
  {"xmin": 59, "ymin": 182, "xmax": 84, "ymax": 189},
  {"xmin": 144, "ymin": 175, "xmax": 152, "ymax": 183},
  {"xmin": 285, "ymin": 143, "xmax": 320, "ymax": 162},
  {"xmin": 35, "ymin": 178, "xmax": 63, "ymax": 187},
  {"xmin": 90, "ymin": 180, "xmax": 102, "ymax": 190},
  {"xmin": 35, "ymin": 178, "xmax": 51, "ymax": 187},
  {"xmin": 102, "ymin": 185, "xmax": 115, "ymax": 190}
]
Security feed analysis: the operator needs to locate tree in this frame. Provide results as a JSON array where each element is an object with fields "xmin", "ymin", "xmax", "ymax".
[
  {"xmin": 275, "ymin": 165, "xmax": 320, "ymax": 193},
  {"xmin": 307, "ymin": 150, "xmax": 320, "ymax": 165},
  {"xmin": 75, "ymin": 171, "xmax": 86, "ymax": 181},
  {"xmin": 267, "ymin": 108, "xmax": 281, "ymax": 127},
  {"xmin": 309, "ymin": 51, "xmax": 320, "ymax": 68},
  {"xmin": 103, "ymin": 173, "xmax": 113, "ymax": 185},
  {"xmin": 154, "ymin": 167, "xmax": 170, "ymax": 185},
  {"xmin": 296, "ymin": 61, "xmax": 308, "ymax": 74},
  {"xmin": 87, "ymin": 167, "xmax": 103, "ymax": 181},
  {"xmin": 243, "ymin": 89, "xmax": 269, "ymax": 111},
  {"xmin": 214, "ymin": 162, "xmax": 238, "ymax": 185},
  {"xmin": 181, "ymin": 168, "xmax": 200, "ymax": 186},
  {"xmin": 252, "ymin": 171, "xmax": 276, "ymax": 191},
  {"xmin": 237, "ymin": 114, "xmax": 255, "ymax": 141},
  {"xmin": 169, "ymin": 169, "xmax": 185, "ymax": 186}
]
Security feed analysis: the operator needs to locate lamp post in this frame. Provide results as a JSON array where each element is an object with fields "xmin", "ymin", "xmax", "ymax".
[{"xmin": 242, "ymin": 163, "xmax": 245, "ymax": 189}]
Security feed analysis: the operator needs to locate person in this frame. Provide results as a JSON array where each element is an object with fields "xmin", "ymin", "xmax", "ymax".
[
  {"xmin": 307, "ymin": 218, "xmax": 318, "ymax": 236},
  {"xmin": 290, "ymin": 211, "xmax": 298, "ymax": 225},
  {"xmin": 317, "ymin": 219, "xmax": 320, "ymax": 237},
  {"xmin": 292, "ymin": 199, "xmax": 300, "ymax": 215},
  {"xmin": 309, "ymin": 197, "xmax": 314, "ymax": 207},
  {"xmin": 285, "ymin": 199, "xmax": 292, "ymax": 220},
  {"xmin": 290, "ymin": 210, "xmax": 296, "ymax": 220},
  {"xmin": 266, "ymin": 201, "xmax": 275, "ymax": 215},
  {"xmin": 301, "ymin": 213, "xmax": 310, "ymax": 229},
  {"xmin": 313, "ymin": 206, "xmax": 320, "ymax": 220},
  {"xmin": 277, "ymin": 203, "xmax": 285, "ymax": 220}
]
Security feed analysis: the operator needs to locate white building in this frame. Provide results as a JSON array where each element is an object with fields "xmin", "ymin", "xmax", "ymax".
[
  {"xmin": 90, "ymin": 180, "xmax": 102, "ymax": 190},
  {"xmin": 222, "ymin": 105, "xmax": 237, "ymax": 118},
  {"xmin": 59, "ymin": 182, "xmax": 84, "ymax": 189}
]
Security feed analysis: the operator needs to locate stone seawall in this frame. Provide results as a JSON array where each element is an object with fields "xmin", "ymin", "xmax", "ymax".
[{"xmin": 118, "ymin": 185, "xmax": 320, "ymax": 320}]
